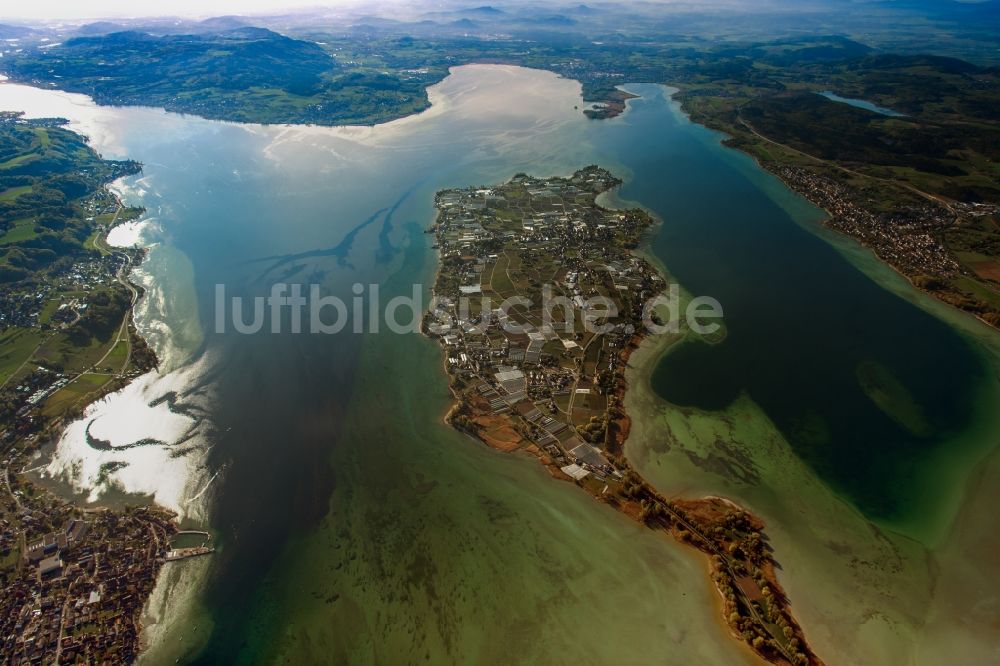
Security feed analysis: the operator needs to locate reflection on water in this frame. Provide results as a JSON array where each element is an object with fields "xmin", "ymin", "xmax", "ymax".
[
  {"xmin": 3, "ymin": 66, "xmax": 999, "ymax": 663},
  {"xmin": 5, "ymin": 68, "xmax": 760, "ymax": 664},
  {"xmin": 45, "ymin": 361, "xmax": 215, "ymax": 520}
]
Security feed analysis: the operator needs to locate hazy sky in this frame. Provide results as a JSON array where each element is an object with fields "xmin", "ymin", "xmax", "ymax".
[{"xmin": 0, "ymin": 1, "xmax": 355, "ymax": 21}]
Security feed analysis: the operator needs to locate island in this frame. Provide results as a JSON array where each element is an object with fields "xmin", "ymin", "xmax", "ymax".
[
  {"xmin": 425, "ymin": 166, "xmax": 823, "ymax": 665},
  {"xmin": 7, "ymin": 23, "xmax": 997, "ymax": 329},
  {"xmin": 0, "ymin": 111, "xmax": 196, "ymax": 662}
]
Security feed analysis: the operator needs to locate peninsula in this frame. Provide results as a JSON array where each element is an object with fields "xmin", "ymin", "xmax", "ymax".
[{"xmin": 426, "ymin": 166, "xmax": 823, "ymax": 665}]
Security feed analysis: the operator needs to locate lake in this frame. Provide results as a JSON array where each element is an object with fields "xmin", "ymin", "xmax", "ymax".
[
  {"xmin": 818, "ymin": 90, "xmax": 906, "ymax": 116},
  {"xmin": 2, "ymin": 65, "xmax": 999, "ymax": 664}
]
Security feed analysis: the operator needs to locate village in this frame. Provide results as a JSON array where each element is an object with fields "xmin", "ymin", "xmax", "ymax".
[
  {"xmin": 773, "ymin": 164, "xmax": 1000, "ymax": 326},
  {"xmin": 426, "ymin": 165, "xmax": 664, "ymax": 480},
  {"xmin": 776, "ymin": 165, "xmax": 962, "ymax": 278},
  {"xmin": 426, "ymin": 165, "xmax": 822, "ymax": 665},
  {"xmin": 0, "ymin": 136, "xmax": 186, "ymax": 662},
  {"xmin": 0, "ymin": 470, "xmax": 185, "ymax": 664}
]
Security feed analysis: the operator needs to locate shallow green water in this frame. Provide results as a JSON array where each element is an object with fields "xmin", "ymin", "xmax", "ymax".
[
  {"xmin": 1, "ymin": 68, "xmax": 760, "ymax": 664},
  {"xmin": 610, "ymin": 84, "xmax": 997, "ymax": 533},
  {"xmin": 4, "ymin": 66, "xmax": 998, "ymax": 664},
  {"xmin": 614, "ymin": 85, "xmax": 1000, "ymax": 664}
]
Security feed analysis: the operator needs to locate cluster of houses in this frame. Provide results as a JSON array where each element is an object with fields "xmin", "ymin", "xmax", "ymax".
[
  {"xmin": 15, "ymin": 367, "xmax": 69, "ymax": 413},
  {"xmin": 1, "ymin": 503, "xmax": 176, "ymax": 664},
  {"xmin": 23, "ymin": 519, "xmax": 89, "ymax": 583},
  {"xmin": 430, "ymin": 168, "xmax": 659, "ymax": 485},
  {"xmin": 778, "ymin": 165, "xmax": 961, "ymax": 277}
]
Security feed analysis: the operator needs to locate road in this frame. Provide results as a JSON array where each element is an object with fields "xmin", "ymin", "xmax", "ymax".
[
  {"xmin": 0, "ymin": 205, "xmax": 137, "ymax": 399},
  {"xmin": 736, "ymin": 110, "xmax": 959, "ymax": 216},
  {"xmin": 650, "ymin": 493, "xmax": 796, "ymax": 662},
  {"xmin": 0, "ymin": 333, "xmax": 55, "ymax": 392},
  {"xmin": 2, "ymin": 464, "xmax": 20, "ymax": 512},
  {"xmin": 565, "ymin": 333, "xmax": 601, "ymax": 416},
  {"xmin": 47, "ymin": 205, "xmax": 141, "ymax": 411},
  {"xmin": 54, "ymin": 577, "xmax": 79, "ymax": 664},
  {"xmin": 89, "ymin": 204, "xmax": 139, "ymax": 375}
]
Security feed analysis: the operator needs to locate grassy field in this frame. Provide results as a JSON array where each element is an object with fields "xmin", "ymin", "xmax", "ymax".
[
  {"xmin": 950, "ymin": 275, "xmax": 1000, "ymax": 310},
  {"xmin": 583, "ymin": 337, "xmax": 603, "ymax": 376},
  {"xmin": 0, "ymin": 328, "xmax": 47, "ymax": 385},
  {"xmin": 101, "ymin": 339, "xmax": 130, "ymax": 373},
  {"xmin": 34, "ymin": 127, "xmax": 50, "ymax": 148},
  {"xmin": 0, "ymin": 218, "xmax": 38, "ymax": 245},
  {"xmin": 41, "ymin": 372, "xmax": 114, "ymax": 417},
  {"xmin": 0, "ymin": 185, "xmax": 32, "ymax": 202},
  {"xmin": 35, "ymin": 330, "xmax": 118, "ymax": 376},
  {"xmin": 0, "ymin": 152, "xmax": 38, "ymax": 171},
  {"xmin": 488, "ymin": 255, "xmax": 515, "ymax": 298}
]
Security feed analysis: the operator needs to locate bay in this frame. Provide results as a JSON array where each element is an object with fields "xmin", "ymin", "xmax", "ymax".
[{"xmin": 3, "ymin": 66, "xmax": 998, "ymax": 664}]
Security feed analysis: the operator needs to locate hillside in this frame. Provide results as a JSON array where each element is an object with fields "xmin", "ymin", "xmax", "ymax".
[{"xmin": 1, "ymin": 28, "xmax": 436, "ymax": 125}]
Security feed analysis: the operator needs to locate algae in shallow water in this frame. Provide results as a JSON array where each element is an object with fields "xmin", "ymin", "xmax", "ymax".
[{"xmin": 856, "ymin": 359, "xmax": 932, "ymax": 437}]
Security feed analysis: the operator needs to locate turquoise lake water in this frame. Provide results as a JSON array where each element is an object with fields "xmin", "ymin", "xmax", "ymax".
[{"xmin": 3, "ymin": 66, "xmax": 998, "ymax": 663}]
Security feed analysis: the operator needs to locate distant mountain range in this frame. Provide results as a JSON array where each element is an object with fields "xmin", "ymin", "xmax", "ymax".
[
  {"xmin": 13, "ymin": 27, "xmax": 335, "ymax": 97},
  {"xmin": 0, "ymin": 23, "xmax": 36, "ymax": 39}
]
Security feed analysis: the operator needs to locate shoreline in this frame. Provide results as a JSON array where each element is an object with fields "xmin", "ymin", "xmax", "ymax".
[
  {"xmin": 0, "ymin": 178, "xmax": 192, "ymax": 661},
  {"xmin": 5, "ymin": 64, "xmax": 994, "ymax": 662},
  {"xmin": 669, "ymin": 86, "xmax": 1000, "ymax": 333},
  {"xmin": 73, "ymin": 192, "xmax": 215, "ymax": 663},
  {"xmin": 659, "ymin": 82, "xmax": 1000, "ymax": 544},
  {"xmin": 615, "ymin": 109, "xmax": 1000, "ymax": 661},
  {"xmin": 622, "ymin": 276, "xmax": 1000, "ymax": 663},
  {"xmin": 425, "ymin": 169, "xmax": 823, "ymax": 665},
  {"xmin": 744, "ymin": 143, "xmax": 1000, "ymax": 334}
]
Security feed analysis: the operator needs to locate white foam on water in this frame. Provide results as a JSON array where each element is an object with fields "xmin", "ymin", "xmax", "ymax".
[{"xmin": 107, "ymin": 177, "xmax": 204, "ymax": 374}]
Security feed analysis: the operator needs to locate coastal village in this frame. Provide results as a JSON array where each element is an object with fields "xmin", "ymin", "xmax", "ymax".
[
  {"xmin": 426, "ymin": 166, "xmax": 662, "ymax": 471},
  {"xmin": 427, "ymin": 166, "xmax": 822, "ymax": 666},
  {"xmin": 778, "ymin": 165, "xmax": 961, "ymax": 277},
  {"xmin": 775, "ymin": 164, "xmax": 1000, "ymax": 326},
  {"xmin": 0, "ymin": 8, "xmax": 996, "ymax": 663},
  {"xmin": 0, "ymin": 115, "xmax": 194, "ymax": 663},
  {"xmin": 0, "ymin": 204, "xmax": 196, "ymax": 664},
  {"xmin": 0, "ymin": 489, "xmax": 177, "ymax": 664}
]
